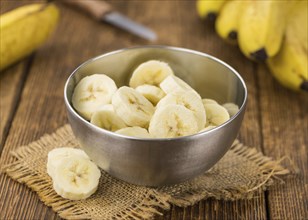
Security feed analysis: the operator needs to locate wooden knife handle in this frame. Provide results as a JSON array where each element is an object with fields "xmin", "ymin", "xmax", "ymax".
[{"xmin": 62, "ymin": 0, "xmax": 112, "ymax": 20}]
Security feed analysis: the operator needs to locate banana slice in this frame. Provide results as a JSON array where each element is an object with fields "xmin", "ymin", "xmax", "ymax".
[
  {"xmin": 72, "ymin": 74, "xmax": 117, "ymax": 120},
  {"xmin": 52, "ymin": 156, "xmax": 101, "ymax": 200},
  {"xmin": 222, "ymin": 103, "xmax": 239, "ymax": 117},
  {"xmin": 129, "ymin": 60, "xmax": 174, "ymax": 88},
  {"xmin": 202, "ymin": 98, "xmax": 218, "ymax": 105},
  {"xmin": 149, "ymin": 104, "xmax": 199, "ymax": 138},
  {"xmin": 199, "ymin": 125, "xmax": 216, "ymax": 133},
  {"xmin": 156, "ymin": 91, "xmax": 206, "ymax": 130},
  {"xmin": 160, "ymin": 75, "xmax": 201, "ymax": 98},
  {"xmin": 112, "ymin": 86, "xmax": 155, "ymax": 128},
  {"xmin": 135, "ymin": 84, "xmax": 165, "ymax": 105},
  {"xmin": 90, "ymin": 105, "xmax": 127, "ymax": 132},
  {"xmin": 47, "ymin": 147, "xmax": 89, "ymax": 178},
  {"xmin": 115, "ymin": 126, "xmax": 151, "ymax": 138},
  {"xmin": 204, "ymin": 103, "xmax": 230, "ymax": 126}
]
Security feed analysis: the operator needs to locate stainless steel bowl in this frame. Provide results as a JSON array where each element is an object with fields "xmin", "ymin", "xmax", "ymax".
[{"xmin": 64, "ymin": 46, "xmax": 247, "ymax": 186}]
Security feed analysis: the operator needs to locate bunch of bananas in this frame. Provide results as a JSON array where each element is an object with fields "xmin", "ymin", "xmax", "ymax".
[
  {"xmin": 0, "ymin": 3, "xmax": 59, "ymax": 71},
  {"xmin": 197, "ymin": 0, "xmax": 308, "ymax": 92}
]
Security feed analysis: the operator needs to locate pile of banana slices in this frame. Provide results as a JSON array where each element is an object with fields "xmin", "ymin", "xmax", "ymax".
[
  {"xmin": 48, "ymin": 60, "xmax": 239, "ymax": 200},
  {"xmin": 72, "ymin": 60, "xmax": 239, "ymax": 138}
]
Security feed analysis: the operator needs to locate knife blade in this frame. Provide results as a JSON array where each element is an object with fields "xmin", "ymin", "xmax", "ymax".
[{"xmin": 62, "ymin": 0, "xmax": 157, "ymax": 41}]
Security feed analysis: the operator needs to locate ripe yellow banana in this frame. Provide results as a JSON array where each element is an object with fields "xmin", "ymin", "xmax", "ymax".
[
  {"xmin": 267, "ymin": 1, "xmax": 308, "ymax": 91},
  {"xmin": 196, "ymin": 0, "xmax": 226, "ymax": 21},
  {"xmin": 238, "ymin": 0, "xmax": 288, "ymax": 61},
  {"xmin": 0, "ymin": 3, "xmax": 59, "ymax": 71},
  {"xmin": 215, "ymin": 0, "xmax": 243, "ymax": 44}
]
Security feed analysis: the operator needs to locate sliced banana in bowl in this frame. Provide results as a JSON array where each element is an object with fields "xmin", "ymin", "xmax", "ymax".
[
  {"xmin": 135, "ymin": 84, "xmax": 166, "ymax": 105},
  {"xmin": 222, "ymin": 103, "xmax": 239, "ymax": 117},
  {"xmin": 156, "ymin": 91, "xmax": 206, "ymax": 130},
  {"xmin": 115, "ymin": 126, "xmax": 151, "ymax": 138},
  {"xmin": 149, "ymin": 104, "xmax": 199, "ymax": 138},
  {"xmin": 64, "ymin": 46, "xmax": 247, "ymax": 186},
  {"xmin": 129, "ymin": 60, "xmax": 174, "ymax": 88},
  {"xmin": 112, "ymin": 86, "xmax": 155, "ymax": 128},
  {"xmin": 160, "ymin": 75, "xmax": 202, "ymax": 98},
  {"xmin": 69, "ymin": 60, "xmax": 236, "ymax": 138},
  {"xmin": 203, "ymin": 103, "xmax": 230, "ymax": 126},
  {"xmin": 90, "ymin": 104, "xmax": 127, "ymax": 132},
  {"xmin": 72, "ymin": 74, "xmax": 117, "ymax": 120}
]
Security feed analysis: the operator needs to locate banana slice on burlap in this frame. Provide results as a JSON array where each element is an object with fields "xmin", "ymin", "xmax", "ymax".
[
  {"xmin": 47, "ymin": 147, "xmax": 89, "ymax": 178},
  {"xmin": 149, "ymin": 104, "xmax": 199, "ymax": 138},
  {"xmin": 112, "ymin": 86, "xmax": 155, "ymax": 128},
  {"xmin": 156, "ymin": 91, "xmax": 206, "ymax": 130},
  {"xmin": 222, "ymin": 103, "xmax": 239, "ymax": 117},
  {"xmin": 90, "ymin": 105, "xmax": 127, "ymax": 131},
  {"xmin": 159, "ymin": 75, "xmax": 201, "ymax": 98},
  {"xmin": 72, "ymin": 74, "xmax": 117, "ymax": 120},
  {"xmin": 115, "ymin": 126, "xmax": 151, "ymax": 138},
  {"xmin": 204, "ymin": 103, "xmax": 230, "ymax": 126},
  {"xmin": 129, "ymin": 60, "xmax": 174, "ymax": 88},
  {"xmin": 135, "ymin": 84, "xmax": 166, "ymax": 105},
  {"xmin": 52, "ymin": 156, "xmax": 101, "ymax": 200}
]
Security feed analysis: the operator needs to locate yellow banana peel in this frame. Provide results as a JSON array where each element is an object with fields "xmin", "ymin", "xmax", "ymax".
[{"xmin": 0, "ymin": 3, "xmax": 59, "ymax": 71}]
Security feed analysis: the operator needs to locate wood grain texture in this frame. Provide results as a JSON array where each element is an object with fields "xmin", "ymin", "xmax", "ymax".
[
  {"xmin": 0, "ymin": 62, "xmax": 28, "ymax": 150},
  {"xmin": 0, "ymin": 0, "xmax": 306, "ymax": 219},
  {"xmin": 257, "ymin": 64, "xmax": 308, "ymax": 220},
  {"xmin": 0, "ymin": 0, "xmax": 32, "ymax": 153}
]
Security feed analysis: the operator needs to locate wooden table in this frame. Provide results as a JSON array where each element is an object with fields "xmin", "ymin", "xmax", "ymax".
[{"xmin": 0, "ymin": 1, "xmax": 307, "ymax": 219}]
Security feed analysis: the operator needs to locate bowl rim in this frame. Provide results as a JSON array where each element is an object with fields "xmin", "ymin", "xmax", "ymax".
[{"xmin": 64, "ymin": 45, "xmax": 248, "ymax": 142}]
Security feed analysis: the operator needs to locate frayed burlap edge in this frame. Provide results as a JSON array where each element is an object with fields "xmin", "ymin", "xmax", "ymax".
[
  {"xmin": 1, "ymin": 124, "xmax": 290, "ymax": 219},
  {"xmin": 2, "ymin": 125, "xmax": 171, "ymax": 220},
  {"xmin": 160, "ymin": 140, "xmax": 290, "ymax": 207}
]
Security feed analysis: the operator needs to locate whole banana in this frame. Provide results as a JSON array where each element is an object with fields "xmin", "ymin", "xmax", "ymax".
[
  {"xmin": 0, "ymin": 3, "xmax": 59, "ymax": 71},
  {"xmin": 267, "ymin": 1, "xmax": 308, "ymax": 92},
  {"xmin": 238, "ymin": 0, "xmax": 288, "ymax": 61},
  {"xmin": 196, "ymin": 0, "xmax": 226, "ymax": 21},
  {"xmin": 215, "ymin": 0, "xmax": 243, "ymax": 44}
]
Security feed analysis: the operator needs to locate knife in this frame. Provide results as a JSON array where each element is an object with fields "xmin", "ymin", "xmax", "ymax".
[{"xmin": 62, "ymin": 0, "xmax": 157, "ymax": 41}]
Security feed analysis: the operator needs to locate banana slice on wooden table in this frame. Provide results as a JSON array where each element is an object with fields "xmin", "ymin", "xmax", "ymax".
[
  {"xmin": 203, "ymin": 103, "xmax": 230, "ymax": 126},
  {"xmin": 115, "ymin": 126, "xmax": 152, "ymax": 138},
  {"xmin": 149, "ymin": 104, "xmax": 199, "ymax": 138},
  {"xmin": 156, "ymin": 91, "xmax": 206, "ymax": 130},
  {"xmin": 90, "ymin": 104, "xmax": 127, "ymax": 131},
  {"xmin": 112, "ymin": 86, "xmax": 155, "ymax": 128},
  {"xmin": 222, "ymin": 103, "xmax": 239, "ymax": 117},
  {"xmin": 72, "ymin": 74, "xmax": 117, "ymax": 120},
  {"xmin": 129, "ymin": 60, "xmax": 174, "ymax": 88},
  {"xmin": 52, "ymin": 156, "xmax": 101, "ymax": 200},
  {"xmin": 47, "ymin": 147, "xmax": 89, "ymax": 178},
  {"xmin": 160, "ymin": 75, "xmax": 201, "ymax": 98},
  {"xmin": 135, "ymin": 84, "xmax": 166, "ymax": 105}
]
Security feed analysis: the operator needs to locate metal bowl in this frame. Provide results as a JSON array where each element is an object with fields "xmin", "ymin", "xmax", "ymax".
[{"xmin": 64, "ymin": 46, "xmax": 247, "ymax": 186}]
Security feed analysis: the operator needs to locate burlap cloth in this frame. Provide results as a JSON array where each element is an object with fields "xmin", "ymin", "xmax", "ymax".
[{"xmin": 2, "ymin": 124, "xmax": 289, "ymax": 219}]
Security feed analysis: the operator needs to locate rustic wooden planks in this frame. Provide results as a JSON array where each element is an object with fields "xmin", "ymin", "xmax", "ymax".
[
  {"xmin": 0, "ymin": 62, "xmax": 28, "ymax": 150},
  {"xmin": 0, "ymin": 0, "xmax": 32, "ymax": 152},
  {"xmin": 0, "ymin": 0, "xmax": 306, "ymax": 219},
  {"xmin": 257, "ymin": 64, "xmax": 308, "ymax": 219}
]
